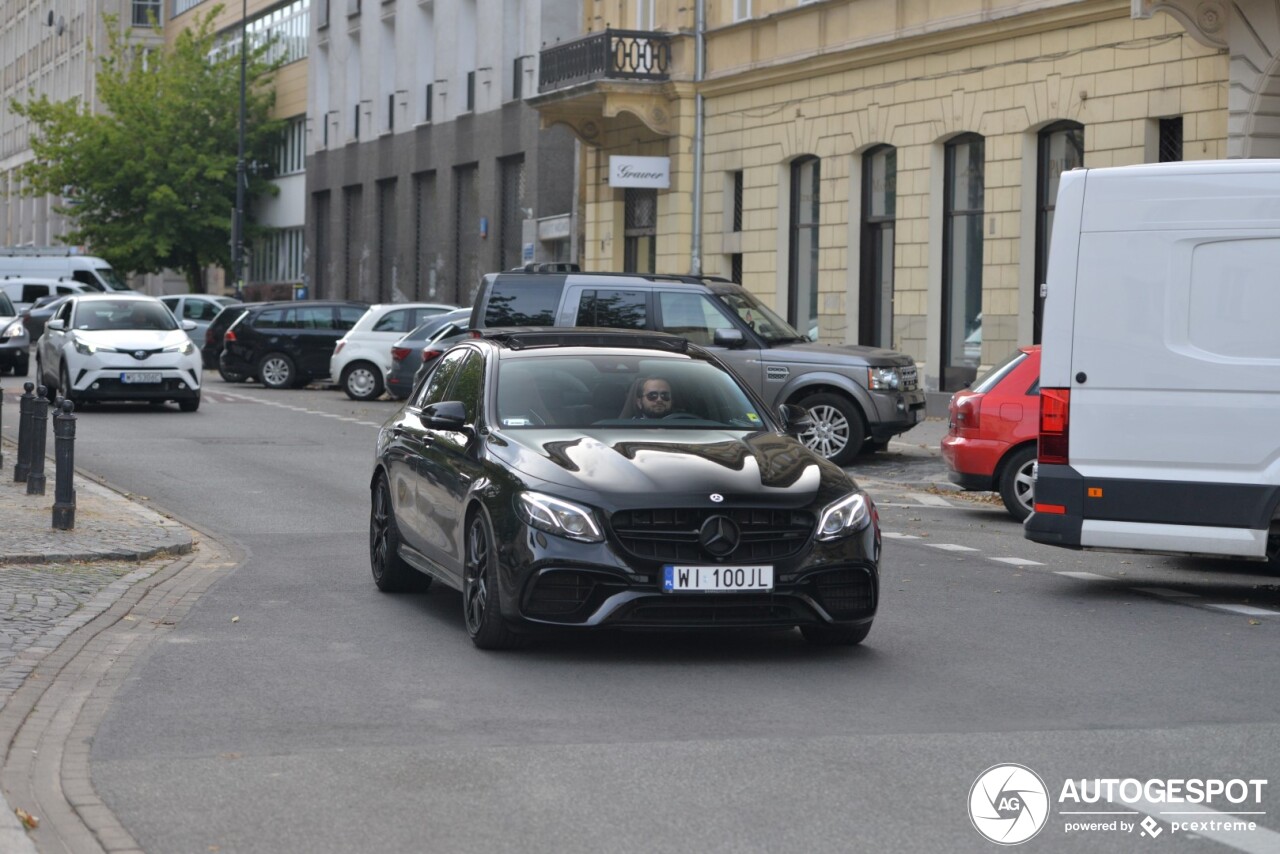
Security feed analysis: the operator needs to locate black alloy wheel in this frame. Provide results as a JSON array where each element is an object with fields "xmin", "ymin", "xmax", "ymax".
[
  {"xmin": 369, "ymin": 475, "xmax": 427, "ymax": 592},
  {"xmin": 463, "ymin": 512, "xmax": 525, "ymax": 650}
]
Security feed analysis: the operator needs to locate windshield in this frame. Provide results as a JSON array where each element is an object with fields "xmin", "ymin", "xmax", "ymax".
[
  {"xmin": 714, "ymin": 290, "xmax": 809, "ymax": 344},
  {"xmin": 95, "ymin": 266, "xmax": 131, "ymax": 292},
  {"xmin": 74, "ymin": 300, "xmax": 179, "ymax": 332},
  {"xmin": 495, "ymin": 353, "xmax": 768, "ymax": 430}
]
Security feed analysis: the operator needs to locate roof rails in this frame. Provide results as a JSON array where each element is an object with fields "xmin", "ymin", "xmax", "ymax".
[{"xmin": 482, "ymin": 328, "xmax": 690, "ymax": 353}]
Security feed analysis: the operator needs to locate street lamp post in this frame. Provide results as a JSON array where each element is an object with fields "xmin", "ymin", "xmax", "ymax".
[{"xmin": 231, "ymin": 0, "xmax": 248, "ymax": 299}]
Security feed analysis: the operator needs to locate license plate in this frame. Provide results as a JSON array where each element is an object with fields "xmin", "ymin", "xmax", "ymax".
[
  {"xmin": 662, "ymin": 565, "xmax": 773, "ymax": 593},
  {"xmin": 120, "ymin": 371, "xmax": 162, "ymax": 384}
]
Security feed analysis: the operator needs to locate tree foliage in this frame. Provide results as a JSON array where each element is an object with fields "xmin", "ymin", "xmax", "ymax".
[{"xmin": 11, "ymin": 9, "xmax": 284, "ymax": 292}]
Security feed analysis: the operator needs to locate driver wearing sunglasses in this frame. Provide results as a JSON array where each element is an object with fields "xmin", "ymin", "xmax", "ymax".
[{"xmin": 635, "ymin": 377, "xmax": 675, "ymax": 419}]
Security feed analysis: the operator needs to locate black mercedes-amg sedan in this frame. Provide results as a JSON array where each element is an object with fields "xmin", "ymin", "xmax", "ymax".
[{"xmin": 369, "ymin": 329, "xmax": 881, "ymax": 650}]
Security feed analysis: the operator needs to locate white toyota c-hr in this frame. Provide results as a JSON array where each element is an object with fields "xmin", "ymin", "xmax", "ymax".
[{"xmin": 35, "ymin": 293, "xmax": 203, "ymax": 411}]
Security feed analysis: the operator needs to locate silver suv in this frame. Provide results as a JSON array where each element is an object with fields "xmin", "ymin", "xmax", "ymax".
[{"xmin": 468, "ymin": 268, "xmax": 925, "ymax": 465}]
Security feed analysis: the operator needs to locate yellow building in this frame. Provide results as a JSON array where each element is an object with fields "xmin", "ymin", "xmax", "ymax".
[{"xmin": 531, "ymin": 0, "xmax": 1235, "ymax": 392}]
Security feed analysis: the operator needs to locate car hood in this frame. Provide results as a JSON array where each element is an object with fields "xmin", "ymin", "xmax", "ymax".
[
  {"xmin": 489, "ymin": 428, "xmax": 855, "ymax": 510},
  {"xmin": 764, "ymin": 340, "xmax": 913, "ymax": 367},
  {"xmin": 71, "ymin": 329, "xmax": 189, "ymax": 350}
]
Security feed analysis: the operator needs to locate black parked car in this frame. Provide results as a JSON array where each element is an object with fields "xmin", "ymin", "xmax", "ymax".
[
  {"xmin": 20, "ymin": 293, "xmax": 72, "ymax": 343},
  {"xmin": 203, "ymin": 302, "xmax": 254, "ymax": 380},
  {"xmin": 369, "ymin": 328, "xmax": 881, "ymax": 650},
  {"xmin": 385, "ymin": 307, "xmax": 472, "ymax": 400},
  {"xmin": 220, "ymin": 300, "xmax": 369, "ymax": 388}
]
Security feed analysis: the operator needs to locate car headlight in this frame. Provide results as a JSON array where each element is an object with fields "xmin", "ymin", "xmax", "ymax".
[
  {"xmin": 868, "ymin": 366, "xmax": 901, "ymax": 390},
  {"xmin": 72, "ymin": 336, "xmax": 99, "ymax": 355},
  {"xmin": 1, "ymin": 320, "xmax": 23, "ymax": 339},
  {"xmin": 816, "ymin": 491, "xmax": 872, "ymax": 541},
  {"xmin": 516, "ymin": 491, "xmax": 604, "ymax": 543},
  {"xmin": 164, "ymin": 340, "xmax": 196, "ymax": 355}
]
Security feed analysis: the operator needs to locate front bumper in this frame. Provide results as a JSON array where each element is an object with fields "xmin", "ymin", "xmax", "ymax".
[
  {"xmin": 65, "ymin": 353, "xmax": 201, "ymax": 402},
  {"xmin": 491, "ymin": 513, "xmax": 880, "ymax": 632},
  {"xmin": 867, "ymin": 389, "xmax": 926, "ymax": 440}
]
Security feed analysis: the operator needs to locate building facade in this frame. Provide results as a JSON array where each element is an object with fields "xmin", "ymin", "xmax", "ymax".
[
  {"xmin": 304, "ymin": 0, "xmax": 579, "ymax": 308},
  {"xmin": 530, "ymin": 0, "xmax": 1240, "ymax": 392},
  {"xmin": 1, "ymin": 1, "xmax": 163, "ymax": 249}
]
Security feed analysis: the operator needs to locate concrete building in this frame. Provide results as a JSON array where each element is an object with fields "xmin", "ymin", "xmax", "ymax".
[
  {"xmin": 527, "ymin": 0, "xmax": 1247, "ymax": 392},
  {"xmin": 304, "ymin": 0, "xmax": 579, "ymax": 307},
  {"xmin": 1, "ymin": 1, "xmax": 163, "ymax": 249}
]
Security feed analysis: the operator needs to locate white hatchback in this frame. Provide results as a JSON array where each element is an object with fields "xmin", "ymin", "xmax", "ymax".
[
  {"xmin": 330, "ymin": 302, "xmax": 457, "ymax": 400},
  {"xmin": 35, "ymin": 293, "xmax": 203, "ymax": 411}
]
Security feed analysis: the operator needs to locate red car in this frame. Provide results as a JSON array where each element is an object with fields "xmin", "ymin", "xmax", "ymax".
[{"xmin": 941, "ymin": 345, "xmax": 1040, "ymax": 520}]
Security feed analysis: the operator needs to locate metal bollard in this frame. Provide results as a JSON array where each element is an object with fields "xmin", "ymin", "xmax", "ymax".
[
  {"xmin": 52, "ymin": 400, "xmax": 76, "ymax": 530},
  {"xmin": 14, "ymin": 382, "xmax": 34, "ymax": 482},
  {"xmin": 26, "ymin": 386, "xmax": 49, "ymax": 496}
]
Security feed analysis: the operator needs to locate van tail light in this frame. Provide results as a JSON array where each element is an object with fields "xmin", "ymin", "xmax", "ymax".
[
  {"xmin": 224, "ymin": 329, "xmax": 237, "ymax": 343},
  {"xmin": 1038, "ymin": 388, "xmax": 1071, "ymax": 465},
  {"xmin": 421, "ymin": 348, "xmax": 444, "ymax": 362},
  {"xmin": 953, "ymin": 394, "xmax": 981, "ymax": 435},
  {"xmin": 391, "ymin": 346, "xmax": 412, "ymax": 363}
]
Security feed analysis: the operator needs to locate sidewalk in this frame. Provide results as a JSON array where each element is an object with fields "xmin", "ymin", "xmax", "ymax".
[{"xmin": 0, "ymin": 437, "xmax": 194, "ymax": 854}]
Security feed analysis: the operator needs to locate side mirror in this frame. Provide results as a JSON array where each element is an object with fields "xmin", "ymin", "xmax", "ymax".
[
  {"xmin": 47, "ymin": 319, "xmax": 65, "ymax": 332},
  {"xmin": 181, "ymin": 320, "xmax": 198, "ymax": 331},
  {"xmin": 420, "ymin": 400, "xmax": 468, "ymax": 430},
  {"xmin": 778, "ymin": 404, "xmax": 814, "ymax": 436},
  {"xmin": 713, "ymin": 327, "xmax": 746, "ymax": 349}
]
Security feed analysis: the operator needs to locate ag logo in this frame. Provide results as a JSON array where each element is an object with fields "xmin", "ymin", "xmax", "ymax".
[{"xmin": 969, "ymin": 764, "xmax": 1050, "ymax": 845}]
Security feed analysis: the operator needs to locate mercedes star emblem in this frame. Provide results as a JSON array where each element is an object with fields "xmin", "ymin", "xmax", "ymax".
[{"xmin": 699, "ymin": 515, "xmax": 741, "ymax": 557}]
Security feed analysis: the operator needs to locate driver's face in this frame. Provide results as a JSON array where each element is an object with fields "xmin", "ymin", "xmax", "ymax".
[{"xmin": 638, "ymin": 379, "xmax": 673, "ymax": 417}]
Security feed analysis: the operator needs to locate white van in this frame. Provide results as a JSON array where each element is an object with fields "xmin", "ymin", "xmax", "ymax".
[
  {"xmin": 0, "ymin": 277, "xmax": 91, "ymax": 312},
  {"xmin": 1025, "ymin": 160, "xmax": 1280, "ymax": 563},
  {"xmin": 0, "ymin": 250, "xmax": 133, "ymax": 293}
]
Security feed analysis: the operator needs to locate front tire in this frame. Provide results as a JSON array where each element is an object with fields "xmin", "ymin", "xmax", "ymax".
[
  {"xmin": 259, "ymin": 353, "xmax": 297, "ymax": 389},
  {"xmin": 179, "ymin": 395, "xmax": 201, "ymax": 413},
  {"xmin": 342, "ymin": 361, "xmax": 384, "ymax": 401},
  {"xmin": 218, "ymin": 366, "xmax": 247, "ymax": 383},
  {"xmin": 369, "ymin": 475, "xmax": 427, "ymax": 592},
  {"xmin": 998, "ymin": 444, "xmax": 1038, "ymax": 522},
  {"xmin": 463, "ymin": 511, "xmax": 526, "ymax": 650},
  {"xmin": 801, "ymin": 621, "xmax": 872, "ymax": 646},
  {"xmin": 798, "ymin": 392, "xmax": 866, "ymax": 466},
  {"xmin": 13, "ymin": 355, "xmax": 28, "ymax": 377},
  {"xmin": 59, "ymin": 363, "xmax": 80, "ymax": 406}
]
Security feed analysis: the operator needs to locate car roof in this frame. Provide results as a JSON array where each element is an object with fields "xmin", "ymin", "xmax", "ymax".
[
  {"xmin": 244, "ymin": 299, "xmax": 369, "ymax": 310},
  {"xmin": 479, "ymin": 327, "xmax": 696, "ymax": 358},
  {"xmin": 69, "ymin": 293, "xmax": 160, "ymax": 302}
]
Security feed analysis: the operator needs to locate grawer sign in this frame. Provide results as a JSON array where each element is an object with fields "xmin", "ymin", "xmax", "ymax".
[
  {"xmin": 968, "ymin": 764, "xmax": 1271, "ymax": 846},
  {"xmin": 609, "ymin": 156, "xmax": 670, "ymax": 188}
]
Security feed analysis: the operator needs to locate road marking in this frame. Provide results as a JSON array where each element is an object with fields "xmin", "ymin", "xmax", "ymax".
[
  {"xmin": 1091, "ymin": 782, "xmax": 1280, "ymax": 853},
  {"xmin": 990, "ymin": 557, "xmax": 1044, "ymax": 566},
  {"xmin": 905, "ymin": 492, "xmax": 954, "ymax": 507},
  {"xmin": 1055, "ymin": 571, "xmax": 1111, "ymax": 581},
  {"xmin": 927, "ymin": 543, "xmax": 978, "ymax": 552},
  {"xmin": 1204, "ymin": 604, "xmax": 1280, "ymax": 617},
  {"xmin": 882, "ymin": 532, "xmax": 920, "ymax": 539}
]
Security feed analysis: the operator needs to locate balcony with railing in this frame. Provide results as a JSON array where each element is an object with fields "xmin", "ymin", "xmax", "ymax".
[{"xmin": 538, "ymin": 29, "xmax": 672, "ymax": 92}]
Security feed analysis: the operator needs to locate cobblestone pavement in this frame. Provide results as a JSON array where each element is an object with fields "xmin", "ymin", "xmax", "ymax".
[{"xmin": 0, "ymin": 432, "xmax": 194, "ymax": 853}]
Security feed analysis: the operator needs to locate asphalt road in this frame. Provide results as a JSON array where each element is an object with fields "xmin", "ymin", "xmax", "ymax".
[{"xmin": 44, "ymin": 379, "xmax": 1280, "ymax": 853}]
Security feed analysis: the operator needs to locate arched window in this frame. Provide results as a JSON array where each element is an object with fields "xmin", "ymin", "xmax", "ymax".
[
  {"xmin": 943, "ymin": 133, "xmax": 984, "ymax": 391},
  {"xmin": 789, "ymin": 156, "xmax": 820, "ymax": 338},
  {"xmin": 1035, "ymin": 121, "xmax": 1083, "ymax": 342},
  {"xmin": 860, "ymin": 145, "xmax": 895, "ymax": 347}
]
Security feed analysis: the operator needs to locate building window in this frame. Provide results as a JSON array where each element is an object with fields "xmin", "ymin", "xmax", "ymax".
[
  {"xmin": 413, "ymin": 171, "xmax": 438, "ymax": 300},
  {"xmin": 377, "ymin": 178, "xmax": 397, "ymax": 301},
  {"xmin": 344, "ymin": 184, "xmax": 364, "ymax": 299},
  {"xmin": 173, "ymin": 0, "xmax": 204, "ymax": 17},
  {"xmin": 1035, "ymin": 122, "xmax": 1083, "ymax": 343},
  {"xmin": 250, "ymin": 227, "xmax": 304, "ymax": 283},
  {"xmin": 860, "ymin": 145, "xmax": 895, "ymax": 348},
  {"xmin": 1158, "ymin": 116, "xmax": 1183, "ymax": 162},
  {"xmin": 730, "ymin": 255, "xmax": 743, "ymax": 284},
  {"xmin": 788, "ymin": 155, "xmax": 820, "ymax": 338},
  {"xmin": 424, "ymin": 84, "xmax": 434, "ymax": 122},
  {"xmin": 454, "ymin": 164, "xmax": 480, "ymax": 305},
  {"xmin": 313, "ymin": 192, "xmax": 329, "ymax": 296},
  {"xmin": 133, "ymin": 0, "xmax": 162, "ymax": 27},
  {"xmin": 210, "ymin": 0, "xmax": 310, "ymax": 66},
  {"xmin": 734, "ymin": 0, "xmax": 752, "ymax": 21},
  {"xmin": 274, "ymin": 116, "xmax": 306, "ymax": 176},
  {"xmin": 499, "ymin": 156, "xmax": 527, "ymax": 271},
  {"xmin": 623, "ymin": 188, "xmax": 657, "ymax": 274},
  {"xmin": 465, "ymin": 70, "xmax": 476, "ymax": 112},
  {"xmin": 732, "ymin": 170, "xmax": 743, "ymax": 232},
  {"xmin": 942, "ymin": 134, "xmax": 984, "ymax": 391}
]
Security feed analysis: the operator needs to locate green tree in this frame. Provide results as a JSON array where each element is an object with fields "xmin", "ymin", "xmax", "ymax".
[{"xmin": 11, "ymin": 9, "xmax": 284, "ymax": 292}]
